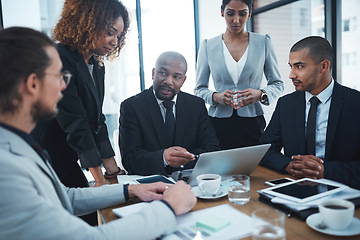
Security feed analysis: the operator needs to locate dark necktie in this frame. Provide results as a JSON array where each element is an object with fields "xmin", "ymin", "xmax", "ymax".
[
  {"xmin": 163, "ymin": 100, "xmax": 175, "ymax": 146},
  {"xmin": 306, "ymin": 96, "xmax": 321, "ymax": 155}
]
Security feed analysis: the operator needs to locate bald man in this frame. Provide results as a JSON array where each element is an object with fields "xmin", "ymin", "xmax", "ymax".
[{"xmin": 119, "ymin": 51, "xmax": 220, "ymax": 176}]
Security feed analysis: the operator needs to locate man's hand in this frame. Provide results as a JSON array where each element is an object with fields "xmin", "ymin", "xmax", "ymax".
[
  {"xmin": 163, "ymin": 181, "xmax": 197, "ymax": 215},
  {"xmin": 128, "ymin": 182, "xmax": 167, "ymax": 202},
  {"xmin": 164, "ymin": 147, "xmax": 195, "ymax": 168},
  {"xmin": 285, "ymin": 155, "xmax": 324, "ymax": 179}
]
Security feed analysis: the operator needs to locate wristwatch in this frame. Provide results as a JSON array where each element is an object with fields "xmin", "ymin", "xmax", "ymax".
[{"xmin": 260, "ymin": 89, "xmax": 269, "ymax": 105}]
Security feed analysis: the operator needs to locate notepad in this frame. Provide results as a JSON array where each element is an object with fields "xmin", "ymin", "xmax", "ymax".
[{"xmin": 196, "ymin": 214, "xmax": 231, "ymax": 232}]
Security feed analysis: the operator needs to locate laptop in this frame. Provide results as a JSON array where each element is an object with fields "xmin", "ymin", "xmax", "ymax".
[{"xmin": 172, "ymin": 143, "xmax": 271, "ymax": 186}]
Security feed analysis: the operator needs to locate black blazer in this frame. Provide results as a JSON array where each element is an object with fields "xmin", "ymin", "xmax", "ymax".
[
  {"xmin": 260, "ymin": 81, "xmax": 360, "ymax": 189},
  {"xmin": 119, "ymin": 87, "xmax": 220, "ymax": 175},
  {"xmin": 32, "ymin": 44, "xmax": 114, "ymax": 181}
]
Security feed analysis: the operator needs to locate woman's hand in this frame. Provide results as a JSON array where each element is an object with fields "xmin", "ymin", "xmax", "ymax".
[
  {"xmin": 212, "ymin": 89, "xmax": 237, "ymax": 107},
  {"xmin": 233, "ymin": 88, "xmax": 262, "ymax": 109}
]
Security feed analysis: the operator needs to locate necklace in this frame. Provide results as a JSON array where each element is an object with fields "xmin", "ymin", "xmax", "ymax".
[{"xmin": 223, "ymin": 33, "xmax": 249, "ymax": 48}]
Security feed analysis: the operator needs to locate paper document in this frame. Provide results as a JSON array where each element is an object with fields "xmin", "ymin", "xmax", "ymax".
[
  {"xmin": 113, "ymin": 203, "xmax": 252, "ymax": 240},
  {"xmin": 112, "ymin": 202, "xmax": 148, "ymax": 218},
  {"xmin": 163, "ymin": 204, "xmax": 252, "ymax": 240}
]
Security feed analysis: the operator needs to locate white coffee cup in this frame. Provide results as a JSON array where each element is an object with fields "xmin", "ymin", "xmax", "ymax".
[
  {"xmin": 318, "ymin": 199, "xmax": 355, "ymax": 230},
  {"xmin": 197, "ymin": 174, "xmax": 221, "ymax": 195}
]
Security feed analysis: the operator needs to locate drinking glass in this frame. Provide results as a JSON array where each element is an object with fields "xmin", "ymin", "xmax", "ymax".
[
  {"xmin": 227, "ymin": 175, "xmax": 250, "ymax": 205},
  {"xmin": 252, "ymin": 208, "xmax": 286, "ymax": 240}
]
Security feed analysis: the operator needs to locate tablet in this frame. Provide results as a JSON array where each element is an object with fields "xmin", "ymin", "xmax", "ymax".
[
  {"xmin": 134, "ymin": 175, "xmax": 175, "ymax": 184},
  {"xmin": 261, "ymin": 178, "xmax": 348, "ymax": 203}
]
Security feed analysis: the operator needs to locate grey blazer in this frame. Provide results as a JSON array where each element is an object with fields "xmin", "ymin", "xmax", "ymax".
[
  {"xmin": 195, "ymin": 33, "xmax": 284, "ymax": 118},
  {"xmin": 0, "ymin": 127, "xmax": 176, "ymax": 240}
]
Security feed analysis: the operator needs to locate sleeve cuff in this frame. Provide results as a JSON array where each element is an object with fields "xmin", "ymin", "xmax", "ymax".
[
  {"xmin": 160, "ymin": 199, "xmax": 176, "ymax": 215},
  {"xmin": 123, "ymin": 183, "xmax": 131, "ymax": 201}
]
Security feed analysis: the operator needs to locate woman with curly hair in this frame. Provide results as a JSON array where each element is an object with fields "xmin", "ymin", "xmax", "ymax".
[{"xmin": 32, "ymin": 0, "xmax": 129, "ymax": 207}]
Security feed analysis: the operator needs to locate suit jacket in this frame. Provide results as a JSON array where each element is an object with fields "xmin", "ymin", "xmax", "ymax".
[
  {"xmin": 0, "ymin": 126, "xmax": 176, "ymax": 240},
  {"xmin": 32, "ymin": 44, "xmax": 114, "ymax": 181},
  {"xmin": 119, "ymin": 87, "xmax": 220, "ymax": 175},
  {"xmin": 195, "ymin": 33, "xmax": 284, "ymax": 118},
  {"xmin": 259, "ymin": 81, "xmax": 360, "ymax": 189}
]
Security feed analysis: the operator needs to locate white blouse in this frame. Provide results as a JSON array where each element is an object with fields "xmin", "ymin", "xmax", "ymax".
[{"xmin": 222, "ymin": 40, "xmax": 249, "ymax": 85}]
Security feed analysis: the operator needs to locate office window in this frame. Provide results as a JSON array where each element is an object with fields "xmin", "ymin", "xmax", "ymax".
[
  {"xmin": 140, "ymin": 0, "xmax": 196, "ymax": 94},
  {"xmin": 252, "ymin": 0, "xmax": 324, "ymax": 122},
  {"xmin": 341, "ymin": 0, "xmax": 360, "ymax": 90}
]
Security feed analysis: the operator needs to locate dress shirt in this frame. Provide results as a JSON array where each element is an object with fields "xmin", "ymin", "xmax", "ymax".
[
  {"xmin": 305, "ymin": 79, "xmax": 334, "ymax": 159},
  {"xmin": 222, "ymin": 40, "xmax": 248, "ymax": 85},
  {"xmin": 153, "ymin": 90, "xmax": 178, "ymax": 122}
]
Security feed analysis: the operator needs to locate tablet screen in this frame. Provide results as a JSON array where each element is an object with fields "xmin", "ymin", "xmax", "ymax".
[{"xmin": 271, "ymin": 180, "xmax": 338, "ymax": 199}]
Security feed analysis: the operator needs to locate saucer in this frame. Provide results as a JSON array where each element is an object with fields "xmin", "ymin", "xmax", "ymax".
[
  {"xmin": 191, "ymin": 185, "xmax": 228, "ymax": 199},
  {"xmin": 306, "ymin": 213, "xmax": 360, "ymax": 236}
]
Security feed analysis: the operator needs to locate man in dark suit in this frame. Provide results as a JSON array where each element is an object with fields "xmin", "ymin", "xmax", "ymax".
[
  {"xmin": 119, "ymin": 51, "xmax": 220, "ymax": 175},
  {"xmin": 260, "ymin": 36, "xmax": 360, "ymax": 190}
]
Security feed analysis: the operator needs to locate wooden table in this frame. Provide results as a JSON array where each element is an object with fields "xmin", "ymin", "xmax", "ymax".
[{"xmin": 100, "ymin": 166, "xmax": 360, "ymax": 239}]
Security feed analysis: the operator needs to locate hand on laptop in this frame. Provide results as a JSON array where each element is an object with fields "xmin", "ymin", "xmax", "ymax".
[{"xmin": 164, "ymin": 146, "xmax": 195, "ymax": 168}]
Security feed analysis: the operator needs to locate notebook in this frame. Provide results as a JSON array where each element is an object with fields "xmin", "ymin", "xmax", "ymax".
[{"xmin": 172, "ymin": 143, "xmax": 271, "ymax": 186}]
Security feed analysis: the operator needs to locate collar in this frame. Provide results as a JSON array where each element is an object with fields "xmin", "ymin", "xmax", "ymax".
[
  {"xmin": 152, "ymin": 88, "xmax": 178, "ymax": 106},
  {"xmin": 305, "ymin": 78, "xmax": 334, "ymax": 104},
  {"xmin": 0, "ymin": 122, "xmax": 34, "ymax": 146}
]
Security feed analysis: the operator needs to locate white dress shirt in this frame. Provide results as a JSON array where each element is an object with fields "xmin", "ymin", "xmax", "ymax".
[{"xmin": 305, "ymin": 79, "xmax": 334, "ymax": 159}]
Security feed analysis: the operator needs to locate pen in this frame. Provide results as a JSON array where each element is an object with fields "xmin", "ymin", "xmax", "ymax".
[{"xmin": 177, "ymin": 164, "xmax": 184, "ymax": 181}]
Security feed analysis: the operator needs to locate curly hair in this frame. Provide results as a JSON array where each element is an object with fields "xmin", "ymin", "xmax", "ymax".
[{"xmin": 53, "ymin": 0, "xmax": 130, "ymax": 63}]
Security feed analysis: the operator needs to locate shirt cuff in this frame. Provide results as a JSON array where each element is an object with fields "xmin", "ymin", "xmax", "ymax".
[
  {"xmin": 123, "ymin": 184, "xmax": 131, "ymax": 201},
  {"xmin": 160, "ymin": 199, "xmax": 176, "ymax": 215},
  {"xmin": 163, "ymin": 151, "xmax": 168, "ymax": 167}
]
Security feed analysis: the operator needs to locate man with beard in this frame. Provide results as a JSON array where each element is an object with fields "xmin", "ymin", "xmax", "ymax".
[
  {"xmin": 119, "ymin": 51, "xmax": 219, "ymax": 175},
  {"xmin": 259, "ymin": 36, "xmax": 360, "ymax": 190},
  {"xmin": 0, "ymin": 27, "xmax": 197, "ymax": 239}
]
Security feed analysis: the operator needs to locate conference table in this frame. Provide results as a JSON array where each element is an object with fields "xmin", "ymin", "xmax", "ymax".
[{"xmin": 99, "ymin": 166, "xmax": 360, "ymax": 240}]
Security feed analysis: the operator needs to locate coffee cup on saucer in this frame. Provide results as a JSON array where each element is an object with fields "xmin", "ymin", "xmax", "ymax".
[
  {"xmin": 318, "ymin": 199, "xmax": 355, "ymax": 230},
  {"xmin": 196, "ymin": 174, "xmax": 221, "ymax": 196}
]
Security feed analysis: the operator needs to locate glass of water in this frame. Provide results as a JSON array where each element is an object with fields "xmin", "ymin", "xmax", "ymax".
[
  {"xmin": 227, "ymin": 175, "xmax": 250, "ymax": 205},
  {"xmin": 252, "ymin": 208, "xmax": 286, "ymax": 240}
]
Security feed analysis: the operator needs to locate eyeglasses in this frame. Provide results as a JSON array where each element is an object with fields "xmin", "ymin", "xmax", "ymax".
[{"xmin": 44, "ymin": 70, "xmax": 72, "ymax": 86}]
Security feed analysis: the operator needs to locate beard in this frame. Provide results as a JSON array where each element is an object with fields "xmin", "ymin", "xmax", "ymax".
[
  {"xmin": 31, "ymin": 100, "xmax": 58, "ymax": 123},
  {"xmin": 154, "ymin": 84, "xmax": 176, "ymax": 100}
]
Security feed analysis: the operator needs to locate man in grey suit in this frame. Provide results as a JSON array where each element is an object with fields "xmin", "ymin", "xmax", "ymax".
[{"xmin": 0, "ymin": 27, "xmax": 196, "ymax": 240}]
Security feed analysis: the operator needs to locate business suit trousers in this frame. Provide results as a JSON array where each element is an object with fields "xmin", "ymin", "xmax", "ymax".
[{"xmin": 210, "ymin": 110, "xmax": 265, "ymax": 150}]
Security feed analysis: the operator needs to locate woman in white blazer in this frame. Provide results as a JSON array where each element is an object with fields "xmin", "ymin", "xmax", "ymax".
[{"xmin": 195, "ymin": 0, "xmax": 283, "ymax": 150}]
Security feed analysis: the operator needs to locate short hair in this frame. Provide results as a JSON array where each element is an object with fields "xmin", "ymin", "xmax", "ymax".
[
  {"xmin": 156, "ymin": 51, "xmax": 188, "ymax": 74},
  {"xmin": 290, "ymin": 36, "xmax": 333, "ymax": 68},
  {"xmin": 54, "ymin": 0, "xmax": 130, "ymax": 62},
  {"xmin": 0, "ymin": 27, "xmax": 53, "ymax": 114},
  {"xmin": 221, "ymin": 0, "xmax": 253, "ymax": 12}
]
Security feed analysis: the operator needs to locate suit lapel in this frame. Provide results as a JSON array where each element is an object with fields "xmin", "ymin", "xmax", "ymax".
[
  {"xmin": 325, "ymin": 82, "xmax": 344, "ymax": 160},
  {"xmin": 208, "ymin": 35, "xmax": 233, "ymax": 84},
  {"xmin": 295, "ymin": 92, "xmax": 306, "ymax": 154},
  {"xmin": 174, "ymin": 92, "xmax": 187, "ymax": 145},
  {"xmin": 77, "ymin": 57, "xmax": 102, "ymax": 113},
  {"xmin": 237, "ymin": 32, "xmax": 254, "ymax": 83},
  {"xmin": 145, "ymin": 88, "xmax": 168, "ymax": 147},
  {"xmin": 2, "ymin": 129, "xmax": 73, "ymax": 213}
]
